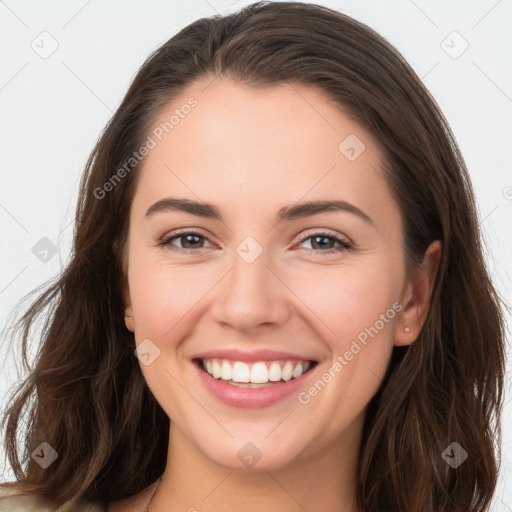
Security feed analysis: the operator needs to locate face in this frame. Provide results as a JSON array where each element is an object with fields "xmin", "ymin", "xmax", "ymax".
[{"xmin": 122, "ymin": 78, "xmax": 424, "ymax": 471}]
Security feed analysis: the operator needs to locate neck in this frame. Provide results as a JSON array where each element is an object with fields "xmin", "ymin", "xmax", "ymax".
[{"xmin": 151, "ymin": 414, "xmax": 364, "ymax": 512}]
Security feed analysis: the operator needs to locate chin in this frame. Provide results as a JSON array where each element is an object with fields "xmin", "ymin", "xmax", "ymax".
[{"xmin": 198, "ymin": 436, "xmax": 304, "ymax": 472}]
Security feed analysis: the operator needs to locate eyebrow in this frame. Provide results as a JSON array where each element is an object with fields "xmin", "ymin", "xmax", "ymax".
[{"xmin": 145, "ymin": 197, "xmax": 374, "ymax": 225}]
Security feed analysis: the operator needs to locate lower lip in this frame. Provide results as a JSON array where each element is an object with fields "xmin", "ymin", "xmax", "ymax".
[{"xmin": 194, "ymin": 361, "xmax": 316, "ymax": 408}]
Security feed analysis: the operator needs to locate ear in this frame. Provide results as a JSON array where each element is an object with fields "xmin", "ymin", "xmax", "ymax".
[
  {"xmin": 395, "ymin": 240, "xmax": 442, "ymax": 346},
  {"xmin": 122, "ymin": 275, "xmax": 135, "ymax": 333},
  {"xmin": 113, "ymin": 236, "xmax": 135, "ymax": 332}
]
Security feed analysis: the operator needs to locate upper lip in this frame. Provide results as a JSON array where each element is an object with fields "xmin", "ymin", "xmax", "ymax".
[{"xmin": 193, "ymin": 348, "xmax": 317, "ymax": 363}]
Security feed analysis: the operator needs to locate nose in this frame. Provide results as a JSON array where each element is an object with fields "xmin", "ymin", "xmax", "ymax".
[{"xmin": 210, "ymin": 247, "xmax": 291, "ymax": 333}]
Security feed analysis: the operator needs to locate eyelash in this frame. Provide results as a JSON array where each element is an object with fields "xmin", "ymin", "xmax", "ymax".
[{"xmin": 159, "ymin": 229, "xmax": 352, "ymax": 256}]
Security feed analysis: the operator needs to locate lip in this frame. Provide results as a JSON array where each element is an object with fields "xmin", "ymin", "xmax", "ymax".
[
  {"xmin": 192, "ymin": 357, "xmax": 318, "ymax": 408},
  {"xmin": 193, "ymin": 348, "xmax": 316, "ymax": 363}
]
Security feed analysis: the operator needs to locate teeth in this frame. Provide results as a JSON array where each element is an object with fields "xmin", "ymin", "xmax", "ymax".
[
  {"xmin": 268, "ymin": 362, "xmax": 282, "ymax": 382},
  {"xmin": 201, "ymin": 358, "xmax": 311, "ymax": 384},
  {"xmin": 281, "ymin": 361, "xmax": 293, "ymax": 381},
  {"xmin": 250, "ymin": 362, "xmax": 269, "ymax": 383},
  {"xmin": 211, "ymin": 360, "xmax": 221, "ymax": 379},
  {"xmin": 292, "ymin": 362, "xmax": 304, "ymax": 379},
  {"xmin": 221, "ymin": 360, "xmax": 232, "ymax": 380},
  {"xmin": 232, "ymin": 361, "xmax": 250, "ymax": 383}
]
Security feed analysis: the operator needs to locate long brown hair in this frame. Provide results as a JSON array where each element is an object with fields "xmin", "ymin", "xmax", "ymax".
[{"xmin": 1, "ymin": 2, "xmax": 507, "ymax": 511}]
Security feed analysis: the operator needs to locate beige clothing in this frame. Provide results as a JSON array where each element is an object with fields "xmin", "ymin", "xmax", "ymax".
[{"xmin": 0, "ymin": 485, "xmax": 107, "ymax": 511}]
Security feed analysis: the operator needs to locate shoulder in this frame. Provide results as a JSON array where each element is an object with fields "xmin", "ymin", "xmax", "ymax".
[
  {"xmin": 0, "ymin": 484, "xmax": 107, "ymax": 512},
  {"xmin": 0, "ymin": 485, "xmax": 54, "ymax": 512}
]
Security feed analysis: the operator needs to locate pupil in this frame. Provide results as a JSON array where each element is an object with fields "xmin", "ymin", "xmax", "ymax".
[
  {"xmin": 185, "ymin": 235, "xmax": 201, "ymax": 248},
  {"xmin": 314, "ymin": 236, "xmax": 332, "ymax": 249}
]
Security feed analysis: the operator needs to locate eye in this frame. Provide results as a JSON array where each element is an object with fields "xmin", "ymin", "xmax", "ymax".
[
  {"xmin": 159, "ymin": 229, "xmax": 352, "ymax": 255},
  {"xmin": 159, "ymin": 230, "xmax": 213, "ymax": 253},
  {"xmin": 296, "ymin": 230, "xmax": 352, "ymax": 255}
]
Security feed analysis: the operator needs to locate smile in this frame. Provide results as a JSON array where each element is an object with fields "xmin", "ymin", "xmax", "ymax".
[
  {"xmin": 199, "ymin": 358, "xmax": 313, "ymax": 387},
  {"xmin": 192, "ymin": 355, "xmax": 319, "ymax": 407}
]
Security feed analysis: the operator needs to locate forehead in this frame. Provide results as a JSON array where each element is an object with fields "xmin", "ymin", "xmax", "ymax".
[
  {"xmin": 132, "ymin": 77, "xmax": 398, "ymax": 232},
  {"xmin": 145, "ymin": 77, "xmax": 381, "ymax": 166}
]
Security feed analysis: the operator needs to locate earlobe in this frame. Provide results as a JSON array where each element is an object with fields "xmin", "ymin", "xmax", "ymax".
[
  {"xmin": 122, "ymin": 277, "xmax": 135, "ymax": 332},
  {"xmin": 124, "ymin": 313, "xmax": 135, "ymax": 332},
  {"xmin": 395, "ymin": 240, "xmax": 442, "ymax": 346}
]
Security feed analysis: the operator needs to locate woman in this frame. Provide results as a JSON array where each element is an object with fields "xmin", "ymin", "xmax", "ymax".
[{"xmin": 0, "ymin": 2, "xmax": 506, "ymax": 511}]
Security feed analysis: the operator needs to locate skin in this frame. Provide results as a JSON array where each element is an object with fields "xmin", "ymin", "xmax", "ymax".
[{"xmin": 110, "ymin": 77, "xmax": 441, "ymax": 512}]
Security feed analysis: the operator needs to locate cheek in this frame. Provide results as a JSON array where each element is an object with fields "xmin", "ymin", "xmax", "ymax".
[
  {"xmin": 287, "ymin": 260, "xmax": 399, "ymax": 342},
  {"xmin": 128, "ymin": 256, "xmax": 218, "ymax": 339},
  {"xmin": 290, "ymin": 265, "xmax": 398, "ymax": 415},
  {"xmin": 286, "ymin": 259, "xmax": 400, "ymax": 403}
]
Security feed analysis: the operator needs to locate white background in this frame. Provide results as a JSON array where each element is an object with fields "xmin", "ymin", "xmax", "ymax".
[{"xmin": 1, "ymin": 0, "xmax": 511, "ymax": 510}]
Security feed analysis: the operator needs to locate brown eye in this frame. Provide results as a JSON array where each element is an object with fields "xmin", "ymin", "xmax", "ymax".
[
  {"xmin": 160, "ymin": 231, "xmax": 213, "ymax": 253},
  {"xmin": 297, "ymin": 232, "xmax": 352, "ymax": 255}
]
